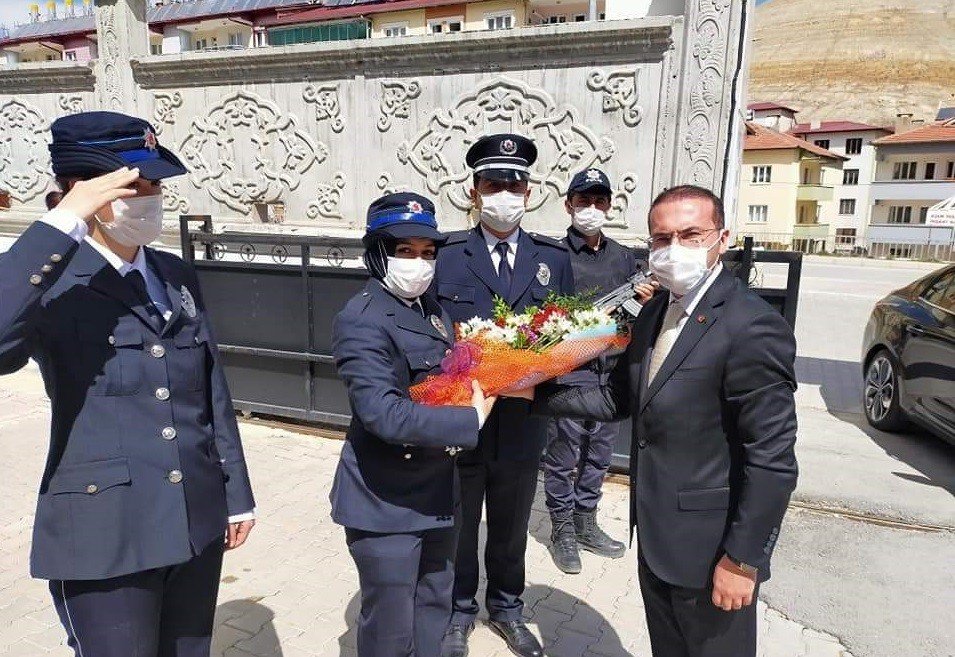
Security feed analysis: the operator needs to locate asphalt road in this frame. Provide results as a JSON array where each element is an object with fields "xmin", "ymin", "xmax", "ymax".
[{"xmin": 760, "ymin": 257, "xmax": 955, "ymax": 657}]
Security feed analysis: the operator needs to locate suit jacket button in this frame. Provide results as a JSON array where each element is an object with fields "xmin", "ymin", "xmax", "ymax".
[
  {"xmin": 108, "ymin": 335, "xmax": 116, "ymax": 346},
  {"xmin": 41, "ymin": 265, "xmax": 53, "ymax": 273},
  {"xmin": 155, "ymin": 387, "xmax": 170, "ymax": 401},
  {"xmin": 50, "ymin": 254, "xmax": 62, "ymax": 263},
  {"xmin": 167, "ymin": 470, "xmax": 183, "ymax": 484},
  {"xmin": 85, "ymin": 484, "xmax": 98, "ymax": 494},
  {"xmin": 150, "ymin": 345, "xmax": 166, "ymax": 358},
  {"xmin": 29, "ymin": 274, "xmax": 42, "ymax": 285},
  {"xmin": 637, "ymin": 439, "xmax": 648, "ymax": 448},
  {"xmin": 404, "ymin": 453, "xmax": 412, "ymax": 460}
]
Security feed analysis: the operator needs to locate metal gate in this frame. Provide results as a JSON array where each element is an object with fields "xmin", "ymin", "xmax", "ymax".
[{"xmin": 180, "ymin": 220, "xmax": 803, "ymax": 472}]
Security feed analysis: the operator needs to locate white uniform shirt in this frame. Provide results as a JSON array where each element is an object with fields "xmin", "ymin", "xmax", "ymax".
[{"xmin": 481, "ymin": 226, "xmax": 520, "ymax": 270}]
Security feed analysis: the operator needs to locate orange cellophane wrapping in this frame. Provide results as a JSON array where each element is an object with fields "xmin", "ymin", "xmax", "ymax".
[{"xmin": 409, "ymin": 332, "xmax": 631, "ymax": 407}]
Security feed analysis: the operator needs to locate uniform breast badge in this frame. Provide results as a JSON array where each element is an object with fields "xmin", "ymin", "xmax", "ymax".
[
  {"xmin": 430, "ymin": 314, "xmax": 449, "ymax": 339},
  {"xmin": 180, "ymin": 285, "xmax": 198, "ymax": 318},
  {"xmin": 536, "ymin": 263, "xmax": 551, "ymax": 286}
]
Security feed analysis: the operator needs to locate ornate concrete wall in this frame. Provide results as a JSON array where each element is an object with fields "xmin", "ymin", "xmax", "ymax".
[{"xmin": 0, "ymin": 0, "xmax": 747, "ymax": 241}]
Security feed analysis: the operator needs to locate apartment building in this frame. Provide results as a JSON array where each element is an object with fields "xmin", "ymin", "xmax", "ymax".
[
  {"xmin": 736, "ymin": 121, "xmax": 847, "ymax": 253},
  {"xmin": 790, "ymin": 120, "xmax": 893, "ymax": 250}
]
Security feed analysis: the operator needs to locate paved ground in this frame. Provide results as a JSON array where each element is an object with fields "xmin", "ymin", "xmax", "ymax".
[{"xmin": 0, "ymin": 368, "xmax": 853, "ymax": 657}]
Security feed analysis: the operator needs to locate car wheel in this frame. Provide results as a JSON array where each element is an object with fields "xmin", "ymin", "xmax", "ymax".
[{"xmin": 864, "ymin": 350, "xmax": 908, "ymax": 432}]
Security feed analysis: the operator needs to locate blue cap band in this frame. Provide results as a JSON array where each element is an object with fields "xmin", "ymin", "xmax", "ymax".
[
  {"xmin": 368, "ymin": 211, "xmax": 437, "ymax": 231},
  {"xmin": 118, "ymin": 149, "xmax": 162, "ymax": 164}
]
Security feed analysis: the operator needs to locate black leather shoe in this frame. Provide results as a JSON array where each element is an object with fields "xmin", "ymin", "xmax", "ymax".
[
  {"xmin": 441, "ymin": 623, "xmax": 473, "ymax": 657},
  {"xmin": 550, "ymin": 516, "xmax": 582, "ymax": 574},
  {"xmin": 488, "ymin": 620, "xmax": 544, "ymax": 657},
  {"xmin": 574, "ymin": 509, "xmax": 626, "ymax": 558}
]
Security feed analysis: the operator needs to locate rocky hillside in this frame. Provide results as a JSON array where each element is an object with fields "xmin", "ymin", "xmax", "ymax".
[{"xmin": 748, "ymin": 0, "xmax": 955, "ymax": 125}]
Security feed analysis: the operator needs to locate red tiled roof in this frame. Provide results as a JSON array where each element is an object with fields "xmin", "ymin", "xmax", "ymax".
[
  {"xmin": 873, "ymin": 119, "xmax": 955, "ymax": 145},
  {"xmin": 790, "ymin": 121, "xmax": 893, "ymax": 136},
  {"xmin": 747, "ymin": 101, "xmax": 798, "ymax": 113},
  {"xmin": 744, "ymin": 122, "xmax": 848, "ymax": 160}
]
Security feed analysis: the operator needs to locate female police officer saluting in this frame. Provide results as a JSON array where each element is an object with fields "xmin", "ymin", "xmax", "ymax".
[{"xmin": 330, "ymin": 192, "xmax": 495, "ymax": 657}]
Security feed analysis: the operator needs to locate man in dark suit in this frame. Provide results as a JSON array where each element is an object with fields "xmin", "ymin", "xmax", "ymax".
[
  {"xmin": 0, "ymin": 112, "xmax": 255, "ymax": 657},
  {"xmin": 434, "ymin": 134, "xmax": 574, "ymax": 657},
  {"xmin": 535, "ymin": 185, "xmax": 798, "ymax": 657}
]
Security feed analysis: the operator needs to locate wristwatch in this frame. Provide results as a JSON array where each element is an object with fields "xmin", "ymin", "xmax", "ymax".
[{"xmin": 728, "ymin": 555, "xmax": 758, "ymax": 576}]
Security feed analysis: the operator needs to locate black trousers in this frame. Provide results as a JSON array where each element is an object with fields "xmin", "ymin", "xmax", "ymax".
[
  {"xmin": 638, "ymin": 553, "xmax": 757, "ymax": 657},
  {"xmin": 346, "ymin": 527, "xmax": 456, "ymax": 657},
  {"xmin": 451, "ymin": 458, "xmax": 539, "ymax": 625},
  {"xmin": 50, "ymin": 538, "xmax": 224, "ymax": 657},
  {"xmin": 543, "ymin": 417, "xmax": 618, "ymax": 517}
]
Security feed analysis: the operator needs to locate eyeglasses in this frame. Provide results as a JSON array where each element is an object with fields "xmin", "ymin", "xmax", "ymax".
[{"xmin": 648, "ymin": 228, "xmax": 721, "ymax": 250}]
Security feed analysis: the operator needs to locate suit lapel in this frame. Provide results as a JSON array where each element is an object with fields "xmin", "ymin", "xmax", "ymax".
[
  {"xmin": 146, "ymin": 249, "xmax": 184, "ymax": 335},
  {"xmin": 508, "ymin": 230, "xmax": 540, "ymax": 306},
  {"xmin": 464, "ymin": 228, "xmax": 508, "ymax": 300},
  {"xmin": 71, "ymin": 242, "xmax": 158, "ymax": 333},
  {"xmin": 639, "ymin": 271, "xmax": 736, "ymax": 413}
]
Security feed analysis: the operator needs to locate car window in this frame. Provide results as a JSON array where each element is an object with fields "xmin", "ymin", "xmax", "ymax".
[{"xmin": 920, "ymin": 270, "xmax": 955, "ymax": 313}]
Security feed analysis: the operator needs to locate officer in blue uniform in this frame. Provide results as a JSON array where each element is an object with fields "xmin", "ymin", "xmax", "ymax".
[
  {"xmin": 330, "ymin": 192, "xmax": 495, "ymax": 657},
  {"xmin": 434, "ymin": 135, "xmax": 574, "ymax": 657},
  {"xmin": 545, "ymin": 168, "xmax": 640, "ymax": 575},
  {"xmin": 0, "ymin": 112, "xmax": 256, "ymax": 657}
]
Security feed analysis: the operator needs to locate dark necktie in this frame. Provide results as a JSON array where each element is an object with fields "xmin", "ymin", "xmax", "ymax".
[
  {"xmin": 495, "ymin": 241, "xmax": 512, "ymax": 294},
  {"xmin": 126, "ymin": 269, "xmax": 164, "ymax": 331}
]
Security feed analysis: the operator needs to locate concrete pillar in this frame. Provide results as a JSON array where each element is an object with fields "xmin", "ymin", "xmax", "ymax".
[
  {"xmin": 162, "ymin": 25, "xmax": 189, "ymax": 54},
  {"xmin": 589, "ymin": 0, "xmax": 598, "ymax": 20},
  {"xmin": 93, "ymin": 0, "xmax": 149, "ymax": 114},
  {"xmin": 3, "ymin": 50, "xmax": 21, "ymax": 66}
]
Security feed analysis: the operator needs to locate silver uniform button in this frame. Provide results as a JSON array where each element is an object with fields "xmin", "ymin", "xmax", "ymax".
[
  {"xmin": 29, "ymin": 274, "xmax": 42, "ymax": 285},
  {"xmin": 50, "ymin": 254, "xmax": 62, "ymax": 263},
  {"xmin": 150, "ymin": 345, "xmax": 166, "ymax": 358},
  {"xmin": 41, "ymin": 264, "xmax": 53, "ymax": 273},
  {"xmin": 404, "ymin": 453, "xmax": 412, "ymax": 460},
  {"xmin": 161, "ymin": 427, "xmax": 177, "ymax": 440},
  {"xmin": 86, "ymin": 484, "xmax": 98, "ymax": 494},
  {"xmin": 155, "ymin": 387, "xmax": 170, "ymax": 401},
  {"xmin": 167, "ymin": 470, "xmax": 183, "ymax": 484},
  {"xmin": 108, "ymin": 335, "xmax": 116, "ymax": 346}
]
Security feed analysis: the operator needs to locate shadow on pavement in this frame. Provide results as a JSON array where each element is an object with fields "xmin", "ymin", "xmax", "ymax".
[
  {"xmin": 795, "ymin": 356, "xmax": 863, "ymax": 415},
  {"xmin": 524, "ymin": 583, "xmax": 632, "ymax": 656},
  {"xmin": 215, "ymin": 599, "xmax": 284, "ymax": 656}
]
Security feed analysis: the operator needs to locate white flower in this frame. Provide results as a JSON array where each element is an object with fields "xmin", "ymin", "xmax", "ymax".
[
  {"xmin": 539, "ymin": 315, "xmax": 574, "ymax": 340},
  {"xmin": 571, "ymin": 308, "xmax": 615, "ymax": 329}
]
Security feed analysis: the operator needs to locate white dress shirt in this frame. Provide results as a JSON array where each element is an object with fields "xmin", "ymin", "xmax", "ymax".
[
  {"xmin": 39, "ymin": 210, "xmax": 256, "ymax": 525},
  {"xmin": 480, "ymin": 226, "xmax": 520, "ymax": 270}
]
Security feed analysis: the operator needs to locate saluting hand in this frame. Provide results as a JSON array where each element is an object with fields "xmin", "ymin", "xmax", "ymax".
[
  {"xmin": 56, "ymin": 167, "xmax": 141, "ymax": 227},
  {"xmin": 225, "ymin": 519, "xmax": 255, "ymax": 551}
]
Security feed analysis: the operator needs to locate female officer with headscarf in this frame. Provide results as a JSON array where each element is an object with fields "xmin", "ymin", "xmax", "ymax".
[{"xmin": 329, "ymin": 192, "xmax": 495, "ymax": 657}]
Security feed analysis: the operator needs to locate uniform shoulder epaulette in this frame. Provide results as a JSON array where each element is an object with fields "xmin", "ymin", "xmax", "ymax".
[
  {"xmin": 528, "ymin": 232, "xmax": 568, "ymax": 250},
  {"xmin": 443, "ymin": 230, "xmax": 470, "ymax": 245}
]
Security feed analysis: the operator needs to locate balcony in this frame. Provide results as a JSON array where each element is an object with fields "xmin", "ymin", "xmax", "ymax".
[
  {"xmin": 870, "ymin": 180, "xmax": 955, "ymax": 202},
  {"xmin": 796, "ymin": 184, "xmax": 833, "ymax": 202},
  {"xmin": 793, "ymin": 222, "xmax": 830, "ymax": 240}
]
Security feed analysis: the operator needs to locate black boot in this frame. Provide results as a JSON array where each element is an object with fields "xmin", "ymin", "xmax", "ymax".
[
  {"xmin": 574, "ymin": 509, "xmax": 626, "ymax": 558},
  {"xmin": 549, "ymin": 515, "xmax": 582, "ymax": 574},
  {"xmin": 441, "ymin": 623, "xmax": 473, "ymax": 657}
]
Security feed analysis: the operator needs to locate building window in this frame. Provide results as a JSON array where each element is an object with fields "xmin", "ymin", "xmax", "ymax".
[
  {"xmin": 574, "ymin": 14, "xmax": 587, "ymax": 22},
  {"xmin": 845, "ymin": 138, "xmax": 863, "ymax": 155},
  {"xmin": 383, "ymin": 23, "xmax": 408, "ymax": 37},
  {"xmin": 843, "ymin": 169, "xmax": 859, "ymax": 185},
  {"xmin": 486, "ymin": 12, "xmax": 515, "ymax": 30},
  {"xmin": 892, "ymin": 161, "xmax": 917, "ymax": 180},
  {"xmin": 814, "ymin": 139, "xmax": 830, "ymax": 150},
  {"xmin": 429, "ymin": 17, "xmax": 463, "ymax": 33},
  {"xmin": 150, "ymin": 43, "xmax": 162, "ymax": 55},
  {"xmin": 925, "ymin": 162, "xmax": 936, "ymax": 180},
  {"xmin": 839, "ymin": 199, "xmax": 856, "ymax": 215},
  {"xmin": 947, "ymin": 161, "xmax": 954, "ymax": 179},
  {"xmin": 228, "ymin": 32, "xmax": 244, "ymax": 47},
  {"xmin": 195, "ymin": 37, "xmax": 208, "ymax": 50},
  {"xmin": 748, "ymin": 205, "xmax": 768, "ymax": 223},
  {"xmin": 546, "ymin": 15, "xmax": 567, "ymax": 24},
  {"xmin": 268, "ymin": 21, "xmax": 369, "ymax": 45},
  {"xmin": 253, "ymin": 30, "xmax": 268, "ymax": 47},
  {"xmin": 919, "ymin": 206, "xmax": 929, "ymax": 223},
  {"xmin": 752, "ymin": 165, "xmax": 772, "ymax": 183},
  {"xmin": 64, "ymin": 50, "xmax": 77, "ymax": 61},
  {"xmin": 599, "ymin": 13, "xmax": 606, "ymax": 19},
  {"xmin": 888, "ymin": 206, "xmax": 913, "ymax": 223},
  {"xmin": 835, "ymin": 228, "xmax": 857, "ymax": 247}
]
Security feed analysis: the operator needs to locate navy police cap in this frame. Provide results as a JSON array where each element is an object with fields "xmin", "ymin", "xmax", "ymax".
[
  {"xmin": 567, "ymin": 168, "xmax": 612, "ymax": 197},
  {"xmin": 364, "ymin": 192, "xmax": 445, "ymax": 244},
  {"xmin": 49, "ymin": 111, "xmax": 187, "ymax": 181},
  {"xmin": 466, "ymin": 134, "xmax": 537, "ymax": 182}
]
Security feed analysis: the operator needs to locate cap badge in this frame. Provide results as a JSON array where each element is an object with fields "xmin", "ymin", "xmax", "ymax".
[
  {"xmin": 143, "ymin": 129, "xmax": 158, "ymax": 151},
  {"xmin": 586, "ymin": 169, "xmax": 601, "ymax": 181},
  {"xmin": 536, "ymin": 263, "xmax": 551, "ymax": 286},
  {"xmin": 407, "ymin": 200, "xmax": 424, "ymax": 213},
  {"xmin": 430, "ymin": 315, "xmax": 449, "ymax": 339},
  {"xmin": 500, "ymin": 139, "xmax": 517, "ymax": 156},
  {"xmin": 181, "ymin": 285, "xmax": 197, "ymax": 318}
]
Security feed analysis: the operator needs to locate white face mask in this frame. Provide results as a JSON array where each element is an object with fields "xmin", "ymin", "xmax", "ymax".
[
  {"xmin": 571, "ymin": 206, "xmax": 608, "ymax": 236},
  {"xmin": 96, "ymin": 195, "xmax": 164, "ymax": 247},
  {"xmin": 649, "ymin": 235, "xmax": 722, "ymax": 296},
  {"xmin": 479, "ymin": 191, "xmax": 526, "ymax": 233},
  {"xmin": 383, "ymin": 256, "xmax": 436, "ymax": 300}
]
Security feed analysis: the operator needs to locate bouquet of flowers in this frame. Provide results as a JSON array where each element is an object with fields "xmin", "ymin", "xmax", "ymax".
[{"xmin": 410, "ymin": 293, "xmax": 630, "ymax": 406}]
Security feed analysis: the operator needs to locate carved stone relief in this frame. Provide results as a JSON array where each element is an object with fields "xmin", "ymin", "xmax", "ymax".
[
  {"xmin": 57, "ymin": 95, "xmax": 85, "ymax": 115},
  {"xmin": 306, "ymin": 172, "xmax": 347, "ymax": 224},
  {"xmin": 607, "ymin": 173, "xmax": 638, "ymax": 227},
  {"xmin": 178, "ymin": 89, "xmax": 324, "ymax": 213},
  {"xmin": 97, "ymin": 4, "xmax": 124, "ymax": 112},
  {"xmin": 397, "ymin": 76, "xmax": 615, "ymax": 214},
  {"xmin": 0, "ymin": 99, "xmax": 50, "ymax": 203},
  {"xmin": 162, "ymin": 180, "xmax": 190, "ymax": 214},
  {"xmin": 303, "ymin": 83, "xmax": 344, "ymax": 133},
  {"xmin": 376, "ymin": 172, "xmax": 406, "ymax": 196},
  {"xmin": 378, "ymin": 80, "xmax": 421, "ymax": 132},
  {"xmin": 587, "ymin": 69, "xmax": 643, "ymax": 128},
  {"xmin": 153, "ymin": 91, "xmax": 182, "ymax": 135}
]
